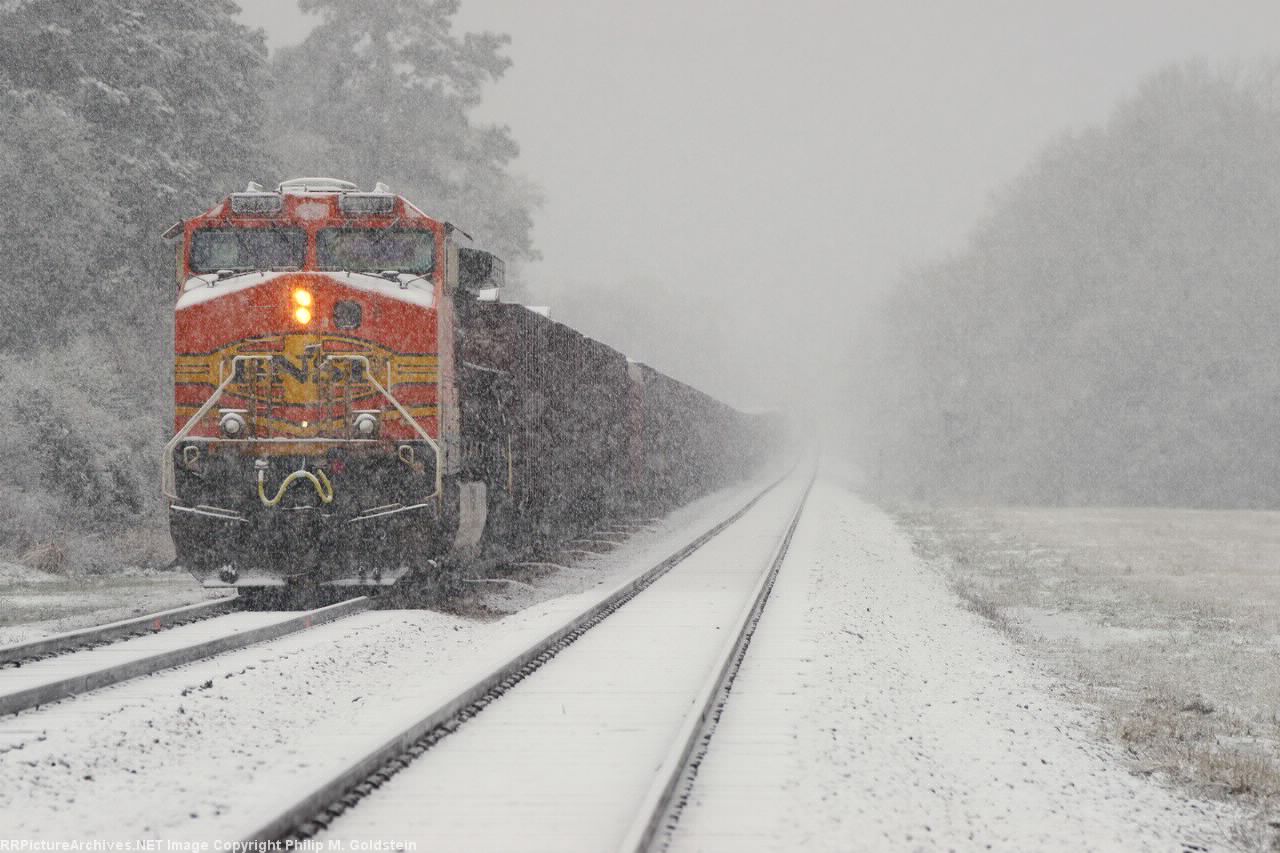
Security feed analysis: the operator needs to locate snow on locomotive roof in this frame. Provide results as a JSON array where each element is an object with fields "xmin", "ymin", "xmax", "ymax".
[
  {"xmin": 276, "ymin": 177, "xmax": 359, "ymax": 193},
  {"xmin": 215, "ymin": 178, "xmax": 449, "ymax": 225},
  {"xmin": 175, "ymin": 270, "xmax": 435, "ymax": 311}
]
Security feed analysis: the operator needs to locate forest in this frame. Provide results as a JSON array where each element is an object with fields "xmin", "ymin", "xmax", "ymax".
[
  {"xmin": 2, "ymin": 1, "xmax": 1279, "ymax": 573},
  {"xmin": 856, "ymin": 60, "xmax": 1280, "ymax": 508},
  {"xmin": 0, "ymin": 0, "xmax": 537, "ymax": 568}
]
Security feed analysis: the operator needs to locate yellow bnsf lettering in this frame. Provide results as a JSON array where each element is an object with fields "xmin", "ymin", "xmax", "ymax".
[
  {"xmin": 229, "ymin": 335, "xmax": 369, "ymax": 408},
  {"xmin": 176, "ymin": 336, "xmax": 439, "ymax": 409},
  {"xmin": 229, "ymin": 350, "xmax": 367, "ymax": 384}
]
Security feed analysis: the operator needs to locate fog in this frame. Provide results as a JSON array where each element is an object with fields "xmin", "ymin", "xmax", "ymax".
[
  {"xmin": 4, "ymin": 0, "xmax": 1278, "ymax": 538},
  {"xmin": 244, "ymin": 0, "xmax": 1280, "ymax": 418},
  {"xmin": 8, "ymin": 5, "xmax": 1280, "ymax": 842}
]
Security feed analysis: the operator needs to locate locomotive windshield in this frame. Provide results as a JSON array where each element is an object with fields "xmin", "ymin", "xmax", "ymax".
[
  {"xmin": 317, "ymin": 228, "xmax": 435, "ymax": 274},
  {"xmin": 189, "ymin": 228, "xmax": 306, "ymax": 273}
]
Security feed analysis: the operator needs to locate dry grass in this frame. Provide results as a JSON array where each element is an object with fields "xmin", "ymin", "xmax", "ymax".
[
  {"xmin": 949, "ymin": 575, "xmax": 1020, "ymax": 636},
  {"xmin": 20, "ymin": 541, "xmax": 68, "ymax": 574},
  {"xmin": 898, "ymin": 504, "xmax": 1280, "ymax": 850}
]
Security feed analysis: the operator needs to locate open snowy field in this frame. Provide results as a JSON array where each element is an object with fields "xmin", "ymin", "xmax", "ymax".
[
  {"xmin": 899, "ymin": 503, "xmax": 1280, "ymax": 849},
  {"xmin": 668, "ymin": 481, "xmax": 1243, "ymax": 852}
]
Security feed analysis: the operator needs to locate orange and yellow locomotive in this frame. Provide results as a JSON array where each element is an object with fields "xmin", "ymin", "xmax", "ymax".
[{"xmin": 165, "ymin": 178, "xmax": 772, "ymax": 592}]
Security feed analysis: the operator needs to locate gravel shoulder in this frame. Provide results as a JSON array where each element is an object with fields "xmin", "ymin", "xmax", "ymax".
[{"xmin": 673, "ymin": 479, "xmax": 1243, "ymax": 852}]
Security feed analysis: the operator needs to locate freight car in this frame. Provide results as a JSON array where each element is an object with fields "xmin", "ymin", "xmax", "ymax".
[{"xmin": 163, "ymin": 178, "xmax": 771, "ymax": 592}]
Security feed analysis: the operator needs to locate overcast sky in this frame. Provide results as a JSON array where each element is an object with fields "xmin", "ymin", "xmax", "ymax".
[{"xmin": 238, "ymin": 0, "xmax": 1280, "ymax": 408}]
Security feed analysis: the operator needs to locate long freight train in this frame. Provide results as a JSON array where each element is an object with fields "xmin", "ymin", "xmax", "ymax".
[{"xmin": 164, "ymin": 178, "xmax": 773, "ymax": 591}]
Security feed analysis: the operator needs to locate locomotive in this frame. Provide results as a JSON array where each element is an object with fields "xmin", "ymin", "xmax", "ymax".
[{"xmin": 164, "ymin": 178, "xmax": 771, "ymax": 591}]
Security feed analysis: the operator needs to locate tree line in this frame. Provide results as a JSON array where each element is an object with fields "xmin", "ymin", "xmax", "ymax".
[
  {"xmin": 0, "ymin": 0, "xmax": 537, "ymax": 566},
  {"xmin": 856, "ymin": 60, "xmax": 1280, "ymax": 508}
]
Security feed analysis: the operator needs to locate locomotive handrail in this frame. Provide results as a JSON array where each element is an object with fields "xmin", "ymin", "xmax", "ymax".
[
  {"xmin": 163, "ymin": 353, "xmax": 443, "ymax": 505},
  {"xmin": 163, "ymin": 354, "xmax": 273, "ymax": 500},
  {"xmin": 318, "ymin": 353, "xmax": 444, "ymax": 500}
]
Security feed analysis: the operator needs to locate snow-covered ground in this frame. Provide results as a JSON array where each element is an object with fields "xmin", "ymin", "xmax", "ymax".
[
  {"xmin": 672, "ymin": 479, "xmax": 1241, "ymax": 852},
  {"xmin": 316, "ymin": 469, "xmax": 809, "ymax": 850},
  {"xmin": 1, "ymin": 473, "xmax": 1242, "ymax": 849},
  {"xmin": 0, "ymin": 476, "xmax": 775, "ymax": 841}
]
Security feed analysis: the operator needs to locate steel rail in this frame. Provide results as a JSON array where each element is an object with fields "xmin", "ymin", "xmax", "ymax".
[
  {"xmin": 0, "ymin": 595, "xmax": 238, "ymax": 666},
  {"xmin": 619, "ymin": 467, "xmax": 816, "ymax": 852},
  {"xmin": 0, "ymin": 597, "xmax": 370, "ymax": 717},
  {"xmin": 238, "ymin": 469, "xmax": 795, "ymax": 844}
]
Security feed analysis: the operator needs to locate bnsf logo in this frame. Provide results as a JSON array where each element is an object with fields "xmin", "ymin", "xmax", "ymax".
[
  {"xmin": 176, "ymin": 335, "xmax": 439, "ymax": 408},
  {"xmin": 229, "ymin": 349, "xmax": 373, "ymax": 384}
]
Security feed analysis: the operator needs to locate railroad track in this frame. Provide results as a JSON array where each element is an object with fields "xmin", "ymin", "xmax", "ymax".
[
  {"xmin": 234, "ymin": 465, "xmax": 814, "ymax": 850},
  {"xmin": 622, "ymin": 470, "xmax": 812, "ymax": 852},
  {"xmin": 0, "ymin": 597, "xmax": 370, "ymax": 716},
  {"xmin": 0, "ymin": 596, "xmax": 238, "ymax": 666}
]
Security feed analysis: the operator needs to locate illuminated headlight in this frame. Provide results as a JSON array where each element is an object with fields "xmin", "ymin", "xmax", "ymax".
[
  {"xmin": 219, "ymin": 411, "xmax": 247, "ymax": 437},
  {"xmin": 292, "ymin": 288, "xmax": 313, "ymax": 325},
  {"xmin": 339, "ymin": 193, "xmax": 395, "ymax": 215},
  {"xmin": 353, "ymin": 412, "xmax": 379, "ymax": 437}
]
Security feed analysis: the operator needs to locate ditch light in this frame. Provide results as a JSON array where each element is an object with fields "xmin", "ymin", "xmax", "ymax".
[{"xmin": 292, "ymin": 288, "xmax": 313, "ymax": 324}]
